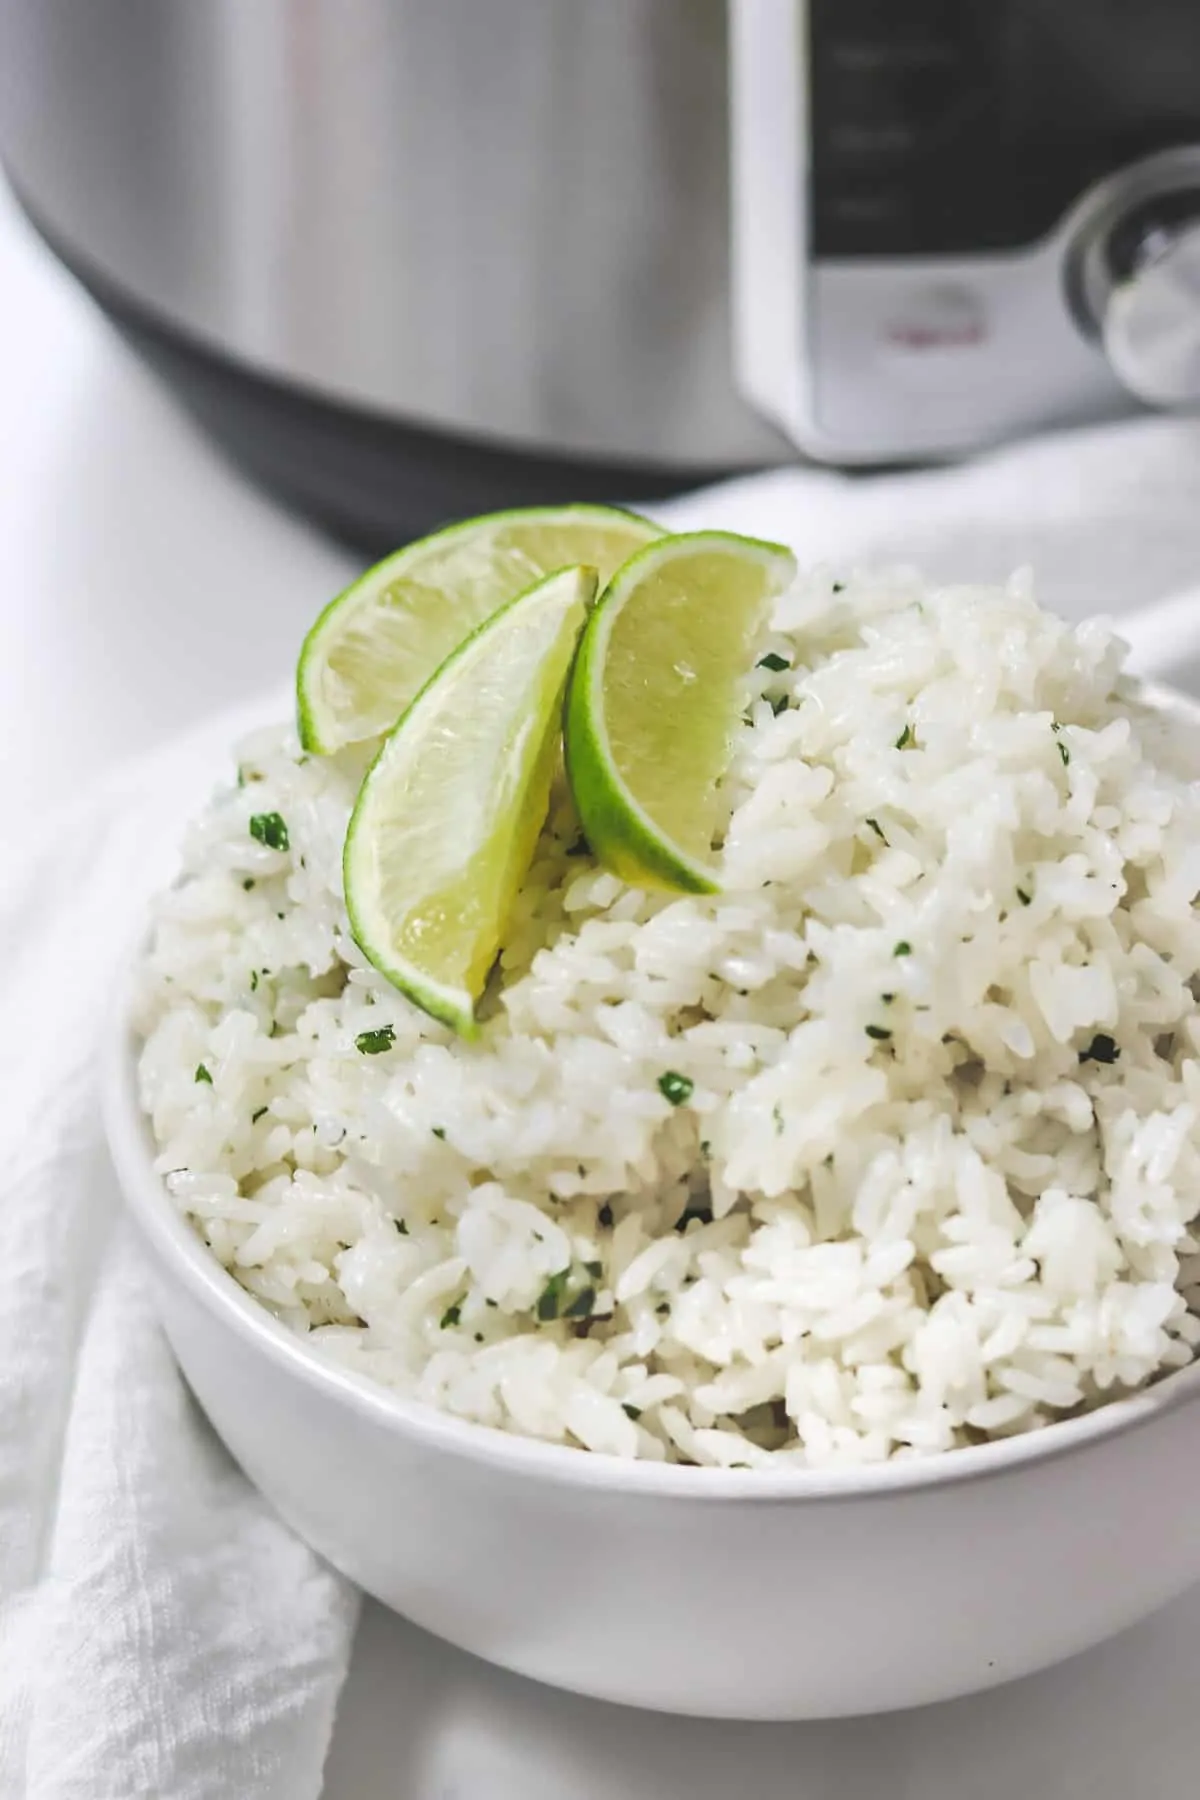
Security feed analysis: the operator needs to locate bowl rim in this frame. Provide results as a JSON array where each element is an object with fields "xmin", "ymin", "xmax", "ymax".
[{"xmin": 105, "ymin": 952, "xmax": 1200, "ymax": 1506}]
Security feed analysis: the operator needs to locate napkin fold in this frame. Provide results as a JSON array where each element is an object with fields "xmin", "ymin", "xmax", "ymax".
[{"xmin": 3, "ymin": 411, "xmax": 1200, "ymax": 1799}]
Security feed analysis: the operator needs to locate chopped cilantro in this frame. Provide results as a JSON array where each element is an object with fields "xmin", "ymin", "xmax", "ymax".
[
  {"xmin": 757, "ymin": 651, "xmax": 790, "ymax": 673},
  {"xmin": 536, "ymin": 1269, "xmax": 571, "ymax": 1321},
  {"xmin": 622, "ymin": 1403, "xmax": 643, "ymax": 1421},
  {"xmin": 431, "ymin": 1126, "xmax": 446, "ymax": 1141},
  {"xmin": 658, "ymin": 1070, "xmax": 694, "ymax": 1106},
  {"xmin": 881, "ymin": 992, "xmax": 895, "ymax": 1004},
  {"xmin": 1016, "ymin": 886, "xmax": 1033, "ymax": 906},
  {"xmin": 866, "ymin": 1024, "xmax": 892, "ymax": 1042},
  {"xmin": 699, "ymin": 1139, "xmax": 712, "ymax": 1156},
  {"xmin": 564, "ymin": 1284, "xmax": 597, "ymax": 1320},
  {"xmin": 675, "ymin": 1197, "xmax": 713, "ymax": 1232},
  {"xmin": 485, "ymin": 1297, "xmax": 497, "ymax": 1307},
  {"xmin": 866, "ymin": 817, "xmax": 888, "ymax": 844},
  {"xmin": 770, "ymin": 694, "xmax": 790, "ymax": 716},
  {"xmin": 1058, "ymin": 741, "xmax": 1070, "ymax": 767},
  {"xmin": 194, "ymin": 1063, "xmax": 213, "ymax": 1085},
  {"xmin": 251, "ymin": 1105, "xmax": 268, "ymax": 1123},
  {"xmin": 249, "ymin": 970, "xmax": 259, "ymax": 992},
  {"xmin": 772, "ymin": 1103, "xmax": 784, "ymax": 1135},
  {"xmin": 1079, "ymin": 1033, "xmax": 1120, "ymax": 1065},
  {"xmin": 439, "ymin": 1302, "xmax": 462, "ymax": 1329},
  {"xmin": 832, "ymin": 581, "xmax": 845, "ymax": 593},
  {"xmin": 394, "ymin": 1218, "xmax": 409, "ymax": 1235},
  {"xmin": 242, "ymin": 877, "xmax": 255, "ymax": 891},
  {"xmin": 893, "ymin": 941, "xmax": 912, "ymax": 957},
  {"xmin": 355, "ymin": 1026, "xmax": 395, "ymax": 1055},
  {"xmin": 248, "ymin": 811, "xmax": 289, "ymax": 852},
  {"xmin": 895, "ymin": 724, "xmax": 914, "ymax": 750}
]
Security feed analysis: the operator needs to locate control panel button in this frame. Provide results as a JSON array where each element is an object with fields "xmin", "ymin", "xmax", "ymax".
[{"xmin": 879, "ymin": 283, "xmax": 988, "ymax": 360}]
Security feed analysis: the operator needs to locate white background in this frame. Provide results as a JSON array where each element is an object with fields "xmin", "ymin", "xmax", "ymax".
[{"xmin": 4, "ymin": 178, "xmax": 1200, "ymax": 1797}]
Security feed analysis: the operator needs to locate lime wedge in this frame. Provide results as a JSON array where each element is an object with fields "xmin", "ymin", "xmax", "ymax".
[
  {"xmin": 344, "ymin": 565, "xmax": 597, "ymax": 1035},
  {"xmin": 563, "ymin": 531, "xmax": 796, "ymax": 894},
  {"xmin": 298, "ymin": 504, "xmax": 659, "ymax": 753}
]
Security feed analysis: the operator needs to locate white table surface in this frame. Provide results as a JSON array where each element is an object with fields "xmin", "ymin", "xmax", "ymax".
[{"xmin": 3, "ymin": 176, "xmax": 1199, "ymax": 1798}]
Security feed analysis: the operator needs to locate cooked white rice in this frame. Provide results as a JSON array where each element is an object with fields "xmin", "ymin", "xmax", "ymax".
[{"xmin": 134, "ymin": 567, "xmax": 1200, "ymax": 1468}]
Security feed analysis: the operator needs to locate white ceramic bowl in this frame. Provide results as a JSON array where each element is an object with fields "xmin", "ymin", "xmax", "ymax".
[
  {"xmin": 102, "ymin": 613, "xmax": 1200, "ymax": 1722},
  {"xmin": 102, "ymin": 1033, "xmax": 1200, "ymax": 1719}
]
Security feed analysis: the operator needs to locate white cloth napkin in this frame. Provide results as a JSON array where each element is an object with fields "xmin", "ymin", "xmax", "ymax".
[{"xmin": 2, "ymin": 411, "xmax": 1200, "ymax": 1799}]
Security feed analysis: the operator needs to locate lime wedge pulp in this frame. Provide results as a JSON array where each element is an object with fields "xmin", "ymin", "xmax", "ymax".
[
  {"xmin": 563, "ymin": 531, "xmax": 797, "ymax": 894},
  {"xmin": 298, "ymin": 504, "xmax": 660, "ymax": 753},
  {"xmin": 343, "ymin": 565, "xmax": 597, "ymax": 1035}
]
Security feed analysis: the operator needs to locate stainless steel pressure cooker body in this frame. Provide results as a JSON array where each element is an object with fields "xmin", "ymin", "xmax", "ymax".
[{"xmin": 3, "ymin": 0, "xmax": 1200, "ymax": 547}]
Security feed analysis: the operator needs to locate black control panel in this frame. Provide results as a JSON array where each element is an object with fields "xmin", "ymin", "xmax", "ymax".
[{"xmin": 810, "ymin": 0, "xmax": 1200, "ymax": 257}]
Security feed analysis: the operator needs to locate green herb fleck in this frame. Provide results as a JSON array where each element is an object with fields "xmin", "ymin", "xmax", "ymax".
[
  {"xmin": 658, "ymin": 1070, "xmax": 694, "ymax": 1106},
  {"xmin": 675, "ymin": 1197, "xmax": 714, "ymax": 1232},
  {"xmin": 1079, "ymin": 1033, "xmax": 1120, "ymax": 1065},
  {"xmin": 1057, "ymin": 740, "xmax": 1070, "ymax": 767},
  {"xmin": 770, "ymin": 694, "xmax": 790, "ymax": 716},
  {"xmin": 655, "ymin": 1301, "xmax": 671, "ymax": 1317},
  {"xmin": 893, "ymin": 941, "xmax": 912, "ymax": 957},
  {"xmin": 881, "ymin": 992, "xmax": 895, "ymax": 1004},
  {"xmin": 251, "ymin": 1105, "xmax": 267, "ymax": 1123},
  {"xmin": 1016, "ymin": 886, "xmax": 1032, "ymax": 906},
  {"xmin": 895, "ymin": 724, "xmax": 914, "ymax": 750},
  {"xmin": 832, "ymin": 581, "xmax": 845, "ymax": 593},
  {"xmin": 564, "ymin": 1284, "xmax": 597, "ymax": 1320},
  {"xmin": 598, "ymin": 1202, "xmax": 614, "ymax": 1229},
  {"xmin": 249, "ymin": 970, "xmax": 259, "ymax": 993},
  {"xmin": 194, "ymin": 1063, "xmax": 213, "ymax": 1085},
  {"xmin": 485, "ymin": 1296, "xmax": 497, "ymax": 1307},
  {"xmin": 355, "ymin": 1026, "xmax": 395, "ymax": 1055},
  {"xmin": 474, "ymin": 1332, "xmax": 484, "ymax": 1343},
  {"xmin": 439, "ymin": 1302, "xmax": 462, "ymax": 1330},
  {"xmin": 242, "ymin": 877, "xmax": 255, "ymax": 891},
  {"xmin": 699, "ymin": 1139, "xmax": 712, "ymax": 1156},
  {"xmin": 431, "ymin": 1126, "xmax": 446, "ymax": 1141},
  {"xmin": 757, "ymin": 651, "xmax": 790, "ymax": 673},
  {"xmin": 772, "ymin": 1103, "xmax": 784, "ymax": 1136},
  {"xmin": 585, "ymin": 1259, "xmax": 603, "ymax": 1278},
  {"xmin": 248, "ymin": 811, "xmax": 289, "ymax": 852},
  {"xmin": 536, "ymin": 1269, "xmax": 571, "ymax": 1321},
  {"xmin": 866, "ymin": 1024, "xmax": 892, "ymax": 1042},
  {"xmin": 866, "ymin": 817, "xmax": 888, "ymax": 844},
  {"xmin": 394, "ymin": 1218, "xmax": 409, "ymax": 1235},
  {"xmin": 622, "ymin": 1403, "xmax": 643, "ymax": 1421}
]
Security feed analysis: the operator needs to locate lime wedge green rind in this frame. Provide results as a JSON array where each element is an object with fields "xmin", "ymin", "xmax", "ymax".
[
  {"xmin": 564, "ymin": 531, "xmax": 797, "ymax": 895},
  {"xmin": 344, "ymin": 564, "xmax": 597, "ymax": 1036},
  {"xmin": 298, "ymin": 503, "xmax": 659, "ymax": 754}
]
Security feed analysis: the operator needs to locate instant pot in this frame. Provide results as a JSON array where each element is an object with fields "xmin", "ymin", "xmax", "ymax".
[{"xmin": 3, "ymin": 0, "xmax": 1200, "ymax": 548}]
